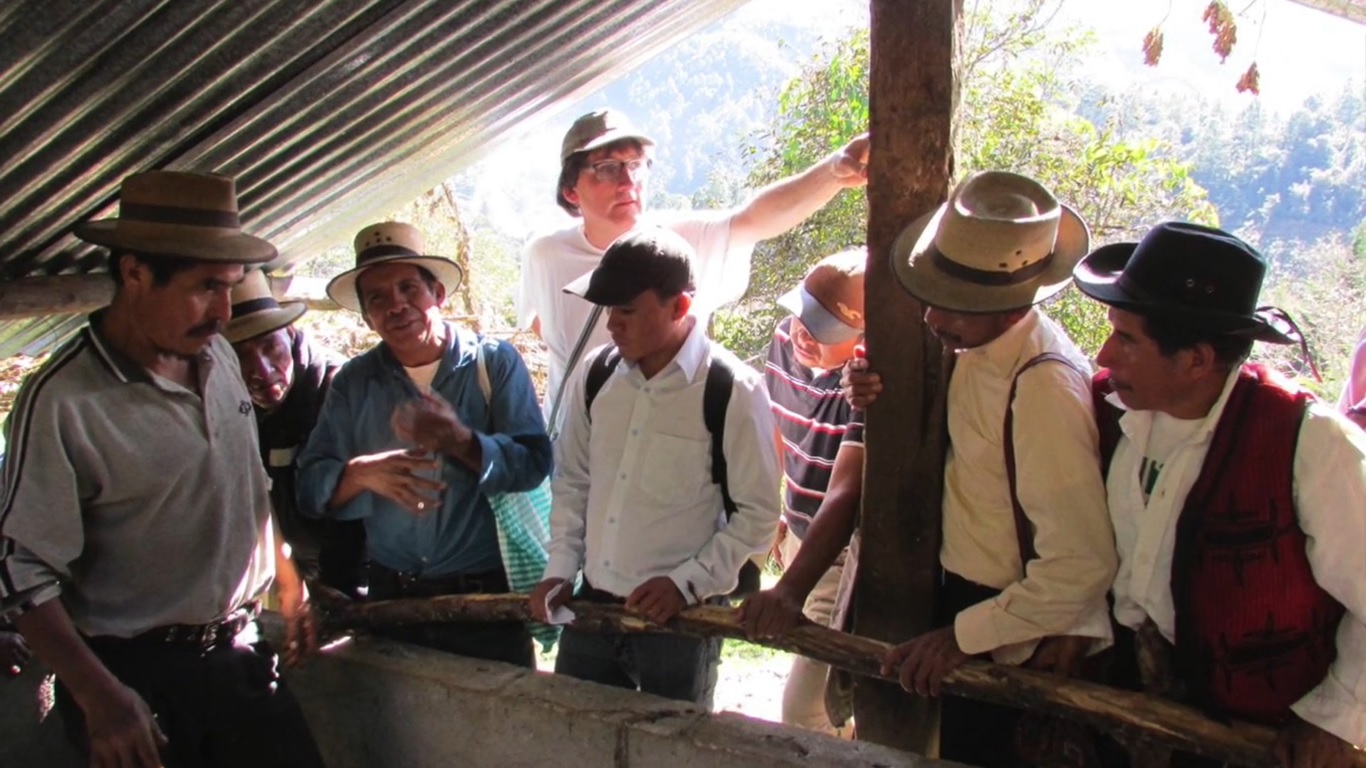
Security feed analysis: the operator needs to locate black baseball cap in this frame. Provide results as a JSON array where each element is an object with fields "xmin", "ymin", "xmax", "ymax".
[{"xmin": 563, "ymin": 227, "xmax": 696, "ymax": 306}]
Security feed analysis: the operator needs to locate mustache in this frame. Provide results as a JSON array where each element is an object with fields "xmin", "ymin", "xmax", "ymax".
[{"xmin": 189, "ymin": 320, "xmax": 224, "ymax": 337}]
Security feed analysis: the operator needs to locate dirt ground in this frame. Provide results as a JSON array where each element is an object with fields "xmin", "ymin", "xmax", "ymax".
[{"xmin": 713, "ymin": 641, "xmax": 794, "ymax": 722}]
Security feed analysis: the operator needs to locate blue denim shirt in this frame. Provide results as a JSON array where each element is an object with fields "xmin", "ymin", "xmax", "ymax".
[{"xmin": 297, "ymin": 325, "xmax": 551, "ymax": 577}]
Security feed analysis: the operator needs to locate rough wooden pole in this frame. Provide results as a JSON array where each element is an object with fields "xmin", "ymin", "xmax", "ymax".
[
  {"xmin": 312, "ymin": 594, "xmax": 1358, "ymax": 768},
  {"xmin": 0, "ymin": 274, "xmax": 112, "ymax": 319},
  {"xmin": 854, "ymin": 0, "xmax": 956, "ymax": 753}
]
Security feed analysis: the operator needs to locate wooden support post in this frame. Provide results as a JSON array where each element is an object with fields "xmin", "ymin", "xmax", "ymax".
[
  {"xmin": 853, "ymin": 0, "xmax": 957, "ymax": 753},
  {"xmin": 0, "ymin": 274, "xmax": 112, "ymax": 319}
]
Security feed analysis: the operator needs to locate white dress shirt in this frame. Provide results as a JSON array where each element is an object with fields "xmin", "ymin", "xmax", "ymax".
[
  {"xmin": 942, "ymin": 308, "xmax": 1118, "ymax": 664},
  {"xmin": 1108, "ymin": 368, "xmax": 1366, "ymax": 747},
  {"xmin": 544, "ymin": 320, "xmax": 782, "ymax": 603}
]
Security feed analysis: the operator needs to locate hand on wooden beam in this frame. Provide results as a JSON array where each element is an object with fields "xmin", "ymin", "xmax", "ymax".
[{"xmin": 880, "ymin": 626, "xmax": 969, "ymax": 698}]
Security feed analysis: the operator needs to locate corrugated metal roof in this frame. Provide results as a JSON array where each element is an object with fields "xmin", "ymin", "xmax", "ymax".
[
  {"xmin": 0, "ymin": 0, "xmax": 748, "ymax": 356},
  {"xmin": 1289, "ymin": 0, "xmax": 1366, "ymax": 25}
]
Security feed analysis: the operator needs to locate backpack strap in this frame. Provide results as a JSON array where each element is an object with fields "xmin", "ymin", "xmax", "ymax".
[
  {"xmin": 583, "ymin": 344, "xmax": 621, "ymax": 422},
  {"xmin": 1004, "ymin": 352, "xmax": 1084, "ymax": 566},
  {"xmin": 474, "ymin": 341, "xmax": 492, "ymax": 404},
  {"xmin": 703, "ymin": 355, "xmax": 737, "ymax": 518},
  {"xmin": 549, "ymin": 305, "xmax": 604, "ymax": 435}
]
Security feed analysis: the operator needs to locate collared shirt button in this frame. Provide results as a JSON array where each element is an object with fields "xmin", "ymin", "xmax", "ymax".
[
  {"xmin": 631, "ymin": 429, "xmax": 638, "ymax": 436},
  {"xmin": 619, "ymin": 472, "xmax": 627, "ymax": 480},
  {"xmin": 608, "ymin": 517, "xmax": 616, "ymax": 524},
  {"xmin": 603, "ymin": 560, "xmax": 610, "ymax": 567}
]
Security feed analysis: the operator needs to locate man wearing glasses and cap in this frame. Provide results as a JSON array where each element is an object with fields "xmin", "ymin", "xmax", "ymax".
[
  {"xmin": 0, "ymin": 171, "xmax": 324, "ymax": 767},
  {"xmin": 739, "ymin": 248, "xmax": 866, "ymax": 736},
  {"xmin": 226, "ymin": 269, "xmax": 367, "ymax": 599},
  {"xmin": 516, "ymin": 108, "xmax": 871, "ymax": 427}
]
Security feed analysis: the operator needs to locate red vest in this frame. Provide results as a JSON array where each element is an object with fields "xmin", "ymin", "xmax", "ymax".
[{"xmin": 1156, "ymin": 366, "xmax": 1343, "ymax": 724}]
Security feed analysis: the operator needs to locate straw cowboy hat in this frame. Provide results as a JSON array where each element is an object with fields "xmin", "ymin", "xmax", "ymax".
[
  {"xmin": 74, "ymin": 171, "xmax": 276, "ymax": 264},
  {"xmin": 891, "ymin": 171, "xmax": 1090, "ymax": 313},
  {"xmin": 325, "ymin": 222, "xmax": 463, "ymax": 313},
  {"xmin": 1073, "ymin": 221, "xmax": 1295, "ymax": 344},
  {"xmin": 224, "ymin": 268, "xmax": 306, "ymax": 344}
]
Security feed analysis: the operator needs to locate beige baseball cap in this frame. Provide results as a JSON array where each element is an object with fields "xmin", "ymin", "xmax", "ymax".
[
  {"xmin": 560, "ymin": 110, "xmax": 655, "ymax": 164},
  {"xmin": 776, "ymin": 249, "xmax": 867, "ymax": 344}
]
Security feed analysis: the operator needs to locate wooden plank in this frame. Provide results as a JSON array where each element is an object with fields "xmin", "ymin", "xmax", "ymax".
[
  {"xmin": 0, "ymin": 273, "xmax": 345, "ymax": 319},
  {"xmin": 0, "ymin": 274, "xmax": 112, "ymax": 319},
  {"xmin": 313, "ymin": 593, "xmax": 1354, "ymax": 768},
  {"xmin": 853, "ymin": 0, "xmax": 957, "ymax": 752}
]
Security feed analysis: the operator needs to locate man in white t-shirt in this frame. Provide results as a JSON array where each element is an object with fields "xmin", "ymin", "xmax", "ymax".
[{"xmin": 517, "ymin": 109, "xmax": 870, "ymax": 419}]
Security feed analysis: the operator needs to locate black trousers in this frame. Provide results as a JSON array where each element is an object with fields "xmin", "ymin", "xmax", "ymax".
[
  {"xmin": 57, "ymin": 632, "xmax": 325, "ymax": 768},
  {"xmin": 366, "ymin": 563, "xmax": 535, "ymax": 669},
  {"xmin": 937, "ymin": 570, "xmax": 1026, "ymax": 768}
]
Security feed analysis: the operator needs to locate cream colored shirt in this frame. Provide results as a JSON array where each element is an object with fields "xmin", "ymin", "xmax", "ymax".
[
  {"xmin": 942, "ymin": 308, "xmax": 1117, "ymax": 664},
  {"xmin": 1108, "ymin": 368, "xmax": 1366, "ymax": 747}
]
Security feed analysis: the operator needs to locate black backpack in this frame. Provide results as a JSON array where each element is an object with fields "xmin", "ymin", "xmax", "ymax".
[{"xmin": 584, "ymin": 345, "xmax": 762, "ymax": 600}]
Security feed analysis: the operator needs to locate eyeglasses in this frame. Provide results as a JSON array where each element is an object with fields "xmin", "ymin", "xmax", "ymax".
[{"xmin": 584, "ymin": 157, "xmax": 652, "ymax": 184}]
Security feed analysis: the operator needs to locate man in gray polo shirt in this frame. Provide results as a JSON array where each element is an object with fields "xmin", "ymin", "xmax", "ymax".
[{"xmin": 0, "ymin": 171, "xmax": 325, "ymax": 768}]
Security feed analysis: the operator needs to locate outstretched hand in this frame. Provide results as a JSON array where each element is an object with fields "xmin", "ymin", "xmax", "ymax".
[
  {"xmin": 342, "ymin": 448, "xmax": 444, "ymax": 514},
  {"xmin": 830, "ymin": 133, "xmax": 870, "ymax": 188}
]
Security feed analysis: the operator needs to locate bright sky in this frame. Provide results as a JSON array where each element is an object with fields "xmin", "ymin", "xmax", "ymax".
[
  {"xmin": 746, "ymin": 0, "xmax": 1364, "ymax": 113},
  {"xmin": 1054, "ymin": 0, "xmax": 1366, "ymax": 113},
  {"xmin": 460, "ymin": 0, "xmax": 1364, "ymax": 239}
]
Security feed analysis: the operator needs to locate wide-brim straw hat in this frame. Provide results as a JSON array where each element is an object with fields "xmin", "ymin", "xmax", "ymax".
[
  {"xmin": 224, "ymin": 268, "xmax": 306, "ymax": 344},
  {"xmin": 891, "ymin": 171, "xmax": 1090, "ymax": 313},
  {"xmin": 74, "ymin": 171, "xmax": 276, "ymax": 264},
  {"xmin": 325, "ymin": 221, "xmax": 463, "ymax": 313},
  {"xmin": 1074, "ymin": 221, "xmax": 1295, "ymax": 344}
]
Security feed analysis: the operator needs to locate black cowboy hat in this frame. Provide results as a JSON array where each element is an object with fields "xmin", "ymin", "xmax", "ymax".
[{"xmin": 1073, "ymin": 221, "xmax": 1295, "ymax": 345}]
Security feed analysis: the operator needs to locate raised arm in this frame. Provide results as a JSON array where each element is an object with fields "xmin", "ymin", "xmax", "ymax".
[{"xmin": 728, "ymin": 134, "xmax": 869, "ymax": 247}]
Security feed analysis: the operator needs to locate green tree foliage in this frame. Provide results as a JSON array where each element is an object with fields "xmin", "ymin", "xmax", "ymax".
[
  {"xmin": 713, "ymin": 0, "xmax": 1218, "ymax": 361},
  {"xmin": 1091, "ymin": 83, "xmax": 1366, "ymax": 253}
]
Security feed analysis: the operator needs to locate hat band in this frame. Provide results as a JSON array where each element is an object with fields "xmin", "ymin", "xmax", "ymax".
[
  {"xmin": 119, "ymin": 202, "xmax": 240, "ymax": 229},
  {"xmin": 357, "ymin": 244, "xmax": 422, "ymax": 264},
  {"xmin": 931, "ymin": 248, "xmax": 1054, "ymax": 287},
  {"xmin": 231, "ymin": 296, "xmax": 281, "ymax": 316}
]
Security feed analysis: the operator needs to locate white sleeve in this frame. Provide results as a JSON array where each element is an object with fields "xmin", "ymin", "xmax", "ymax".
[
  {"xmin": 515, "ymin": 238, "xmax": 546, "ymax": 331},
  {"xmin": 1289, "ymin": 405, "xmax": 1366, "ymax": 748},
  {"xmin": 656, "ymin": 211, "xmax": 754, "ymax": 319}
]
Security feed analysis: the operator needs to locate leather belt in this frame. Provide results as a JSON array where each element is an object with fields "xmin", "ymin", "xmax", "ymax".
[
  {"xmin": 97, "ymin": 601, "xmax": 261, "ymax": 652},
  {"xmin": 369, "ymin": 564, "xmax": 506, "ymax": 598}
]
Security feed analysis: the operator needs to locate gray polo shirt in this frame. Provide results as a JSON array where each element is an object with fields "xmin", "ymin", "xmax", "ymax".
[{"xmin": 0, "ymin": 321, "xmax": 275, "ymax": 637}]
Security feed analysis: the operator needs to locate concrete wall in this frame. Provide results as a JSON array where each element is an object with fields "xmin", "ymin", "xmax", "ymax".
[{"xmin": 2, "ymin": 633, "xmax": 950, "ymax": 768}]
